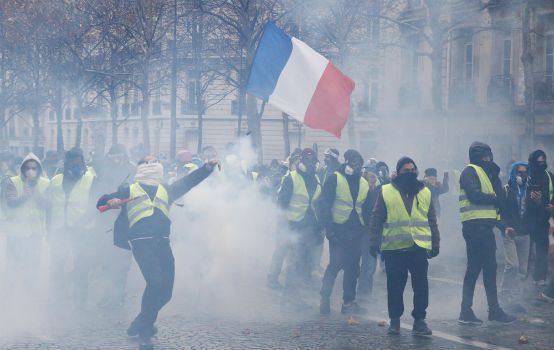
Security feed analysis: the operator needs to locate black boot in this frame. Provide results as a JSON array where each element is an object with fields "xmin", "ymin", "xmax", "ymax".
[
  {"xmin": 387, "ymin": 318, "xmax": 400, "ymax": 335},
  {"xmin": 488, "ymin": 307, "xmax": 516, "ymax": 323},
  {"xmin": 412, "ymin": 319, "xmax": 432, "ymax": 336},
  {"xmin": 458, "ymin": 308, "xmax": 483, "ymax": 326},
  {"xmin": 341, "ymin": 300, "xmax": 366, "ymax": 315}
]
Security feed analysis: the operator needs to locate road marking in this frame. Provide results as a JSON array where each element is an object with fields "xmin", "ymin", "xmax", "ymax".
[
  {"xmin": 364, "ymin": 316, "xmax": 513, "ymax": 350},
  {"xmin": 428, "ymin": 276, "xmax": 485, "ymax": 290}
]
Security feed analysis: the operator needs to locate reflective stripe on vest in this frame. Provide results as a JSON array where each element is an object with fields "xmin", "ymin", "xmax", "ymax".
[
  {"xmin": 127, "ymin": 183, "xmax": 170, "ymax": 228},
  {"xmin": 285, "ymin": 171, "xmax": 321, "ymax": 222},
  {"xmin": 50, "ymin": 170, "xmax": 95, "ymax": 228},
  {"xmin": 459, "ymin": 164, "xmax": 497, "ymax": 222},
  {"xmin": 9, "ymin": 176, "xmax": 49, "ymax": 231},
  {"xmin": 331, "ymin": 172, "xmax": 369, "ymax": 225},
  {"xmin": 381, "ymin": 184, "xmax": 432, "ymax": 251},
  {"xmin": 547, "ymin": 170, "xmax": 553, "ymax": 202}
]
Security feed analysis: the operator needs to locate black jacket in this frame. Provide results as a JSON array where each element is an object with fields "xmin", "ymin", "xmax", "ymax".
[
  {"xmin": 97, "ymin": 165, "xmax": 212, "ymax": 249},
  {"xmin": 502, "ymin": 183, "xmax": 529, "ymax": 235},
  {"xmin": 368, "ymin": 182, "xmax": 440, "ymax": 249},
  {"xmin": 317, "ymin": 165, "xmax": 371, "ymax": 240}
]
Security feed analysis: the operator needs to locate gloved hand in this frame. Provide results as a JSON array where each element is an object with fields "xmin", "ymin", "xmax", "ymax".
[
  {"xmin": 369, "ymin": 246, "xmax": 379, "ymax": 259},
  {"xmin": 428, "ymin": 247, "xmax": 439, "ymax": 258}
]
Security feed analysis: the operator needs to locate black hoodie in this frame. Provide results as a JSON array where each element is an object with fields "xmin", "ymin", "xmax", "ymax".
[
  {"xmin": 459, "ymin": 142, "xmax": 505, "ymax": 230},
  {"xmin": 524, "ymin": 150, "xmax": 553, "ymax": 228}
]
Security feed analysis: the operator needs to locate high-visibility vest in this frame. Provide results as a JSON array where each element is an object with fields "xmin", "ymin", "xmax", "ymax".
[
  {"xmin": 8, "ymin": 176, "xmax": 50, "ymax": 233},
  {"xmin": 546, "ymin": 170, "xmax": 553, "ymax": 201},
  {"xmin": 183, "ymin": 163, "xmax": 199, "ymax": 175},
  {"xmin": 284, "ymin": 170, "xmax": 321, "ymax": 222},
  {"xmin": 459, "ymin": 164, "xmax": 497, "ymax": 222},
  {"xmin": 381, "ymin": 184, "xmax": 432, "ymax": 251},
  {"xmin": 127, "ymin": 183, "xmax": 170, "ymax": 228},
  {"xmin": 332, "ymin": 172, "xmax": 369, "ymax": 225},
  {"xmin": 50, "ymin": 170, "xmax": 95, "ymax": 228}
]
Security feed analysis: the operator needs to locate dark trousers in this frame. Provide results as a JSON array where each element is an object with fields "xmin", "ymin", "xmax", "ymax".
[
  {"xmin": 383, "ymin": 248, "xmax": 429, "ymax": 320},
  {"xmin": 130, "ymin": 238, "xmax": 175, "ymax": 337},
  {"xmin": 358, "ymin": 234, "xmax": 377, "ymax": 297},
  {"xmin": 320, "ymin": 237, "xmax": 362, "ymax": 303},
  {"xmin": 283, "ymin": 234, "xmax": 310, "ymax": 302},
  {"xmin": 530, "ymin": 225, "xmax": 549, "ymax": 282},
  {"xmin": 461, "ymin": 224, "xmax": 499, "ymax": 312}
]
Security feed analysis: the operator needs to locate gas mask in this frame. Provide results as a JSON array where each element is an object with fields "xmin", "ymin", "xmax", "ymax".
[
  {"xmin": 65, "ymin": 163, "xmax": 86, "ymax": 178},
  {"xmin": 516, "ymin": 175, "xmax": 525, "ymax": 186}
]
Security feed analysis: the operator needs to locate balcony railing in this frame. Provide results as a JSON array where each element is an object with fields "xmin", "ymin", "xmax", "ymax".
[
  {"xmin": 449, "ymin": 79, "xmax": 475, "ymax": 107},
  {"xmin": 488, "ymin": 74, "xmax": 514, "ymax": 105}
]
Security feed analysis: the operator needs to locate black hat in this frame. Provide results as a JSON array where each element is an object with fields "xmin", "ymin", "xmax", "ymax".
[
  {"xmin": 344, "ymin": 149, "xmax": 363, "ymax": 164},
  {"xmin": 396, "ymin": 156, "xmax": 417, "ymax": 173},
  {"xmin": 301, "ymin": 148, "xmax": 316, "ymax": 161}
]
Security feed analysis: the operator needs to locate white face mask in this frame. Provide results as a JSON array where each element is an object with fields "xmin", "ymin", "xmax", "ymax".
[
  {"xmin": 25, "ymin": 169, "xmax": 38, "ymax": 179},
  {"xmin": 345, "ymin": 165, "xmax": 354, "ymax": 175},
  {"xmin": 516, "ymin": 175, "xmax": 524, "ymax": 186},
  {"xmin": 298, "ymin": 162, "xmax": 307, "ymax": 172}
]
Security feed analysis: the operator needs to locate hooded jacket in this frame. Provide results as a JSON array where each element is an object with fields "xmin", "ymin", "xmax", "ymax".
[
  {"xmin": 524, "ymin": 150, "xmax": 553, "ymax": 227},
  {"xmin": 502, "ymin": 161, "xmax": 529, "ymax": 235},
  {"xmin": 317, "ymin": 164, "xmax": 372, "ymax": 240},
  {"xmin": 459, "ymin": 142, "xmax": 505, "ymax": 230},
  {"xmin": 5, "ymin": 153, "xmax": 48, "ymax": 208}
]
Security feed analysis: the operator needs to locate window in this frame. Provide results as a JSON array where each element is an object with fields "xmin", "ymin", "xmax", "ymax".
[
  {"xmin": 187, "ymin": 79, "xmax": 200, "ymax": 111},
  {"xmin": 184, "ymin": 129, "xmax": 198, "ymax": 151},
  {"xmin": 49, "ymin": 110, "xmax": 55, "ymax": 121},
  {"xmin": 231, "ymin": 100, "xmax": 238, "ymax": 115},
  {"xmin": 503, "ymin": 39, "xmax": 511, "ymax": 76},
  {"xmin": 153, "ymin": 88, "xmax": 162, "ymax": 115},
  {"xmin": 465, "ymin": 42, "xmax": 473, "ymax": 81}
]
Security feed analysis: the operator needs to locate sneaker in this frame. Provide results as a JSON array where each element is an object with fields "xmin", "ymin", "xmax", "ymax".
[
  {"xmin": 267, "ymin": 279, "xmax": 283, "ymax": 290},
  {"xmin": 458, "ymin": 309, "xmax": 483, "ymax": 326},
  {"xmin": 412, "ymin": 319, "xmax": 432, "ymax": 336},
  {"xmin": 488, "ymin": 307, "xmax": 516, "ymax": 323},
  {"xmin": 540, "ymin": 292, "xmax": 554, "ymax": 303},
  {"xmin": 341, "ymin": 300, "xmax": 366, "ymax": 315},
  {"xmin": 387, "ymin": 318, "xmax": 400, "ymax": 335},
  {"xmin": 320, "ymin": 298, "xmax": 330, "ymax": 315}
]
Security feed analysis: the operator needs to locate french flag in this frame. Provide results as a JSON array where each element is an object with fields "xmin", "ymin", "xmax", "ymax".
[{"xmin": 247, "ymin": 22, "xmax": 355, "ymax": 138}]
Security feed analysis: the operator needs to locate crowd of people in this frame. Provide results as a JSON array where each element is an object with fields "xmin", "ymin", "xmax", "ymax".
[{"xmin": 1, "ymin": 140, "xmax": 554, "ymax": 349}]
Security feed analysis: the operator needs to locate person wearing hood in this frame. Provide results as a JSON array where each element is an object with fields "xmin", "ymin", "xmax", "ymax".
[
  {"xmin": 525, "ymin": 150, "xmax": 553, "ymax": 286},
  {"xmin": 318, "ymin": 149, "xmax": 371, "ymax": 315},
  {"xmin": 48, "ymin": 147, "xmax": 99, "ymax": 308},
  {"xmin": 3, "ymin": 153, "xmax": 50, "ymax": 293},
  {"xmin": 376, "ymin": 161, "xmax": 391, "ymax": 185},
  {"xmin": 369, "ymin": 157, "xmax": 439, "ymax": 336},
  {"xmin": 318, "ymin": 148, "xmax": 340, "ymax": 184},
  {"xmin": 275, "ymin": 148, "xmax": 322, "ymax": 310},
  {"xmin": 97, "ymin": 155, "xmax": 219, "ymax": 349},
  {"xmin": 500, "ymin": 161, "xmax": 530, "ymax": 308},
  {"xmin": 458, "ymin": 142, "xmax": 514, "ymax": 325}
]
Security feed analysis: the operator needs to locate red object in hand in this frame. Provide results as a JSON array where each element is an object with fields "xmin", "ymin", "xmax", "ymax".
[{"xmin": 98, "ymin": 197, "xmax": 138, "ymax": 213}]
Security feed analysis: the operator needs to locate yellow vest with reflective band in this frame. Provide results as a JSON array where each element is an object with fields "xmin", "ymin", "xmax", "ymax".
[
  {"xmin": 183, "ymin": 163, "xmax": 199, "ymax": 174},
  {"xmin": 459, "ymin": 164, "xmax": 497, "ymax": 222},
  {"xmin": 285, "ymin": 171, "xmax": 321, "ymax": 222},
  {"xmin": 9, "ymin": 176, "xmax": 50, "ymax": 232},
  {"xmin": 127, "ymin": 183, "xmax": 170, "ymax": 228},
  {"xmin": 50, "ymin": 170, "xmax": 95, "ymax": 228},
  {"xmin": 381, "ymin": 184, "xmax": 432, "ymax": 251},
  {"xmin": 332, "ymin": 172, "xmax": 369, "ymax": 225}
]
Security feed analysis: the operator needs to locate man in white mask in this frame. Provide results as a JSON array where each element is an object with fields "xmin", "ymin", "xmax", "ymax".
[
  {"xmin": 3, "ymin": 153, "xmax": 50, "ymax": 295},
  {"xmin": 97, "ymin": 155, "xmax": 219, "ymax": 350}
]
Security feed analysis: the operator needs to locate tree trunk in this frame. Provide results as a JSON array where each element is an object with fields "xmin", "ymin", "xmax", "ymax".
[
  {"xmin": 75, "ymin": 93, "xmax": 83, "ymax": 148},
  {"xmin": 170, "ymin": 0, "xmax": 178, "ymax": 161},
  {"xmin": 32, "ymin": 99, "xmax": 41, "ymax": 154},
  {"xmin": 282, "ymin": 113, "xmax": 290, "ymax": 158},
  {"xmin": 55, "ymin": 86, "xmax": 64, "ymax": 157},
  {"xmin": 110, "ymin": 86, "xmax": 118, "ymax": 145},
  {"xmin": 522, "ymin": 0, "xmax": 536, "ymax": 150},
  {"xmin": 141, "ymin": 64, "xmax": 151, "ymax": 153}
]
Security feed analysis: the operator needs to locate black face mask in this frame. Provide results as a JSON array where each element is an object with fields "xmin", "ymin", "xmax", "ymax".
[
  {"xmin": 394, "ymin": 172, "xmax": 420, "ymax": 194},
  {"xmin": 535, "ymin": 161, "xmax": 547, "ymax": 173},
  {"xmin": 65, "ymin": 163, "xmax": 85, "ymax": 179}
]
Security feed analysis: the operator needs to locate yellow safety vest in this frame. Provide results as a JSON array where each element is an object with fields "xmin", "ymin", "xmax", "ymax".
[
  {"xmin": 183, "ymin": 163, "xmax": 199, "ymax": 175},
  {"xmin": 546, "ymin": 170, "xmax": 553, "ymax": 201},
  {"xmin": 50, "ymin": 170, "xmax": 95, "ymax": 228},
  {"xmin": 8, "ymin": 176, "xmax": 50, "ymax": 232},
  {"xmin": 284, "ymin": 171, "xmax": 321, "ymax": 222},
  {"xmin": 127, "ymin": 183, "xmax": 170, "ymax": 228},
  {"xmin": 332, "ymin": 172, "xmax": 369, "ymax": 225},
  {"xmin": 381, "ymin": 184, "xmax": 432, "ymax": 251},
  {"xmin": 459, "ymin": 164, "xmax": 498, "ymax": 222}
]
